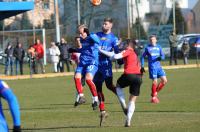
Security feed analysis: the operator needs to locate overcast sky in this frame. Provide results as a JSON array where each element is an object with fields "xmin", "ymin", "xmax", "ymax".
[{"xmin": 189, "ymin": 0, "xmax": 199, "ymax": 9}]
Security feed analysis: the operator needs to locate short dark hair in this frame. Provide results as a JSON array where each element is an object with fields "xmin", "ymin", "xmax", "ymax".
[
  {"xmin": 149, "ymin": 34, "xmax": 157, "ymax": 39},
  {"xmin": 104, "ymin": 17, "xmax": 113, "ymax": 23}
]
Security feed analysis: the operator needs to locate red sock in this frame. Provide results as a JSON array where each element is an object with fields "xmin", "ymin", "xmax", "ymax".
[
  {"xmin": 151, "ymin": 82, "xmax": 157, "ymax": 97},
  {"xmin": 98, "ymin": 92, "xmax": 105, "ymax": 102},
  {"xmin": 157, "ymin": 82, "xmax": 165, "ymax": 92},
  {"xmin": 74, "ymin": 78, "xmax": 83, "ymax": 94},
  {"xmin": 99, "ymin": 102, "xmax": 105, "ymax": 111},
  {"xmin": 86, "ymin": 79, "xmax": 97, "ymax": 96}
]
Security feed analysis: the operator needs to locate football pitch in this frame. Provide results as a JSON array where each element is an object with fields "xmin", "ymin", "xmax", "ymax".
[{"xmin": 4, "ymin": 68, "xmax": 200, "ymax": 132}]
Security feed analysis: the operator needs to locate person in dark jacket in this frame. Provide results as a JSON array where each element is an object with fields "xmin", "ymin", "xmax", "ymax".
[
  {"xmin": 13, "ymin": 43, "xmax": 25, "ymax": 75},
  {"xmin": 4, "ymin": 42, "xmax": 14, "ymax": 75},
  {"xmin": 58, "ymin": 38, "xmax": 70, "ymax": 72}
]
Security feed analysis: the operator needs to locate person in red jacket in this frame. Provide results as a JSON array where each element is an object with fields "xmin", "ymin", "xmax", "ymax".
[
  {"xmin": 33, "ymin": 39, "xmax": 45, "ymax": 74},
  {"xmin": 99, "ymin": 39, "xmax": 142, "ymax": 127}
]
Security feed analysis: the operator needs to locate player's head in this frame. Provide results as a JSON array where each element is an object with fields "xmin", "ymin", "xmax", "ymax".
[
  {"xmin": 149, "ymin": 35, "xmax": 157, "ymax": 46},
  {"xmin": 125, "ymin": 39, "xmax": 137, "ymax": 49},
  {"xmin": 35, "ymin": 38, "xmax": 40, "ymax": 44},
  {"xmin": 102, "ymin": 17, "xmax": 113, "ymax": 33},
  {"xmin": 78, "ymin": 24, "xmax": 89, "ymax": 38}
]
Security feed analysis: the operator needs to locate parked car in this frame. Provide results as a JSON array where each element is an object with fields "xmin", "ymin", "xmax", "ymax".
[{"xmin": 177, "ymin": 36, "xmax": 200, "ymax": 57}]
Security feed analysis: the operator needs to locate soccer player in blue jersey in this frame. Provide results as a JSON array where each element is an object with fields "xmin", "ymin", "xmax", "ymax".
[
  {"xmin": 140, "ymin": 35, "xmax": 167, "ymax": 103},
  {"xmin": 0, "ymin": 80, "xmax": 21, "ymax": 132},
  {"xmin": 93, "ymin": 17, "xmax": 120, "ymax": 121},
  {"xmin": 72, "ymin": 25, "xmax": 100, "ymax": 110}
]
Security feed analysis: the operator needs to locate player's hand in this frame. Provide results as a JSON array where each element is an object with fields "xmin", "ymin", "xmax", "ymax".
[
  {"xmin": 13, "ymin": 126, "xmax": 21, "ymax": 132},
  {"xmin": 156, "ymin": 56, "xmax": 161, "ymax": 61},
  {"xmin": 140, "ymin": 67, "xmax": 145, "ymax": 74},
  {"xmin": 68, "ymin": 48, "xmax": 78, "ymax": 53}
]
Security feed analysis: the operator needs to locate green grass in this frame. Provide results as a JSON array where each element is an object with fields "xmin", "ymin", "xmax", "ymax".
[{"xmin": 2, "ymin": 68, "xmax": 200, "ymax": 132}]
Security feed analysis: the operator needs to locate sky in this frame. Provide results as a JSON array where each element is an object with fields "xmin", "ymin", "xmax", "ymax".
[{"xmin": 188, "ymin": 0, "xmax": 199, "ymax": 9}]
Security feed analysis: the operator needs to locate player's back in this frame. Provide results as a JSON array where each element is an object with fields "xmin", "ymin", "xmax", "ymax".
[
  {"xmin": 96, "ymin": 32, "xmax": 119, "ymax": 64},
  {"xmin": 79, "ymin": 35, "xmax": 99, "ymax": 66}
]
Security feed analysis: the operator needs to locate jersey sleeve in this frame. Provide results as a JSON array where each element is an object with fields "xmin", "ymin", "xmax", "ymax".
[
  {"xmin": 90, "ymin": 33, "xmax": 101, "ymax": 45},
  {"xmin": 159, "ymin": 46, "xmax": 165, "ymax": 60},
  {"xmin": 140, "ymin": 47, "xmax": 148, "ymax": 67}
]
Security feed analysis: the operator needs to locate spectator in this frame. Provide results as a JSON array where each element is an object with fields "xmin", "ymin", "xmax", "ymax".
[
  {"xmin": 169, "ymin": 31, "xmax": 178, "ymax": 65},
  {"xmin": 33, "ymin": 38, "xmax": 45, "ymax": 74},
  {"xmin": 4, "ymin": 42, "xmax": 14, "ymax": 75},
  {"xmin": 49, "ymin": 42, "xmax": 60, "ymax": 73},
  {"xmin": 13, "ymin": 43, "xmax": 25, "ymax": 75},
  {"xmin": 181, "ymin": 40, "xmax": 190, "ymax": 65},
  {"xmin": 58, "ymin": 38, "xmax": 70, "ymax": 72},
  {"xmin": 27, "ymin": 45, "xmax": 37, "ymax": 74}
]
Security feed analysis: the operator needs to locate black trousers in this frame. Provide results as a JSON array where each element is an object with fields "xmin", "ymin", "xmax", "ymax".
[
  {"xmin": 170, "ymin": 47, "xmax": 178, "ymax": 65},
  {"xmin": 59, "ymin": 58, "xmax": 70, "ymax": 72}
]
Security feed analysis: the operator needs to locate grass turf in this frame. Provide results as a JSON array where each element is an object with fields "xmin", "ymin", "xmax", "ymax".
[{"xmin": 2, "ymin": 68, "xmax": 200, "ymax": 132}]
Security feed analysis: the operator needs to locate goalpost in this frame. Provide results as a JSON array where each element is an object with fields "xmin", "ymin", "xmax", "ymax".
[{"xmin": 0, "ymin": 28, "xmax": 47, "ymax": 65}]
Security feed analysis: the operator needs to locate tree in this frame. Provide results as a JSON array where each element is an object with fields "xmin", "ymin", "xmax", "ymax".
[
  {"xmin": 167, "ymin": 2, "xmax": 187, "ymax": 34},
  {"xmin": 20, "ymin": 13, "xmax": 32, "ymax": 29}
]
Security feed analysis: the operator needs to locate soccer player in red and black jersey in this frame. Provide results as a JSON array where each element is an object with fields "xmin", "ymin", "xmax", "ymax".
[{"xmin": 99, "ymin": 39, "xmax": 142, "ymax": 127}]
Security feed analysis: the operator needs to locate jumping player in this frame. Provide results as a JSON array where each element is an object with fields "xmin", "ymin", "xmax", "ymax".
[
  {"xmin": 93, "ymin": 17, "xmax": 120, "ymax": 121},
  {"xmin": 99, "ymin": 39, "xmax": 142, "ymax": 127},
  {"xmin": 71, "ymin": 25, "xmax": 100, "ymax": 110},
  {"xmin": 140, "ymin": 35, "xmax": 167, "ymax": 103},
  {"xmin": 0, "ymin": 80, "xmax": 21, "ymax": 132}
]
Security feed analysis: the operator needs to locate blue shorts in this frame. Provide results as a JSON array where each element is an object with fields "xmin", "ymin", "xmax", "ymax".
[
  {"xmin": 75, "ymin": 64, "xmax": 98, "ymax": 77},
  {"xmin": 149, "ymin": 67, "xmax": 166, "ymax": 79},
  {"xmin": 93, "ymin": 64, "xmax": 113, "ymax": 83}
]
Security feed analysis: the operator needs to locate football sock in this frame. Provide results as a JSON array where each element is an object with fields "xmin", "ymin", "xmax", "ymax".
[
  {"xmin": 75, "ymin": 92, "xmax": 79, "ymax": 102},
  {"xmin": 97, "ymin": 92, "xmax": 105, "ymax": 102},
  {"xmin": 74, "ymin": 78, "xmax": 83, "ymax": 94},
  {"xmin": 157, "ymin": 82, "xmax": 165, "ymax": 92},
  {"xmin": 86, "ymin": 79, "xmax": 98, "ymax": 97},
  {"xmin": 92, "ymin": 96, "xmax": 98, "ymax": 103},
  {"xmin": 127, "ymin": 101, "xmax": 135, "ymax": 124},
  {"xmin": 99, "ymin": 102, "xmax": 105, "ymax": 111},
  {"xmin": 151, "ymin": 82, "xmax": 157, "ymax": 97},
  {"xmin": 116, "ymin": 87, "xmax": 126, "ymax": 109}
]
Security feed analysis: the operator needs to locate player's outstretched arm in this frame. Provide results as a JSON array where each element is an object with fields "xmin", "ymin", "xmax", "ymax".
[
  {"xmin": 1, "ymin": 84, "xmax": 21, "ymax": 131},
  {"xmin": 99, "ymin": 49, "xmax": 123, "ymax": 60},
  {"xmin": 90, "ymin": 33, "xmax": 101, "ymax": 44}
]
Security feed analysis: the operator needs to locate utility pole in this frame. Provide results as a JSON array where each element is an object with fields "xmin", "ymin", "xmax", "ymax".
[
  {"xmin": 127, "ymin": 0, "xmax": 130, "ymax": 38},
  {"xmin": 173, "ymin": 0, "xmax": 176, "ymax": 33},
  {"xmin": 54, "ymin": 0, "xmax": 60, "ymax": 43},
  {"xmin": 77, "ymin": 0, "xmax": 80, "ymax": 25}
]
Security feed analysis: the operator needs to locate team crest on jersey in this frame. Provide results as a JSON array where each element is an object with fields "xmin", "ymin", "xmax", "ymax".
[{"xmin": 101, "ymin": 37, "xmax": 107, "ymax": 40}]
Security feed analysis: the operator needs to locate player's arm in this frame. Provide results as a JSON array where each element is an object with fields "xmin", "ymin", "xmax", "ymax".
[
  {"xmin": 0, "ymin": 81, "xmax": 21, "ymax": 132},
  {"xmin": 90, "ymin": 33, "xmax": 101, "ymax": 45},
  {"xmin": 156, "ymin": 46, "xmax": 165, "ymax": 61},
  {"xmin": 140, "ymin": 47, "xmax": 148, "ymax": 67},
  {"xmin": 99, "ymin": 49, "xmax": 123, "ymax": 60}
]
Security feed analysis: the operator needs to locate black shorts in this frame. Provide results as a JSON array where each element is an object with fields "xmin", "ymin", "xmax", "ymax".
[{"xmin": 117, "ymin": 74, "xmax": 142, "ymax": 96}]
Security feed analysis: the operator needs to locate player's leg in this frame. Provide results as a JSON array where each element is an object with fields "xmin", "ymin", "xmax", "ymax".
[
  {"xmin": 156, "ymin": 68, "xmax": 167, "ymax": 93},
  {"xmin": 0, "ymin": 80, "xmax": 21, "ymax": 131},
  {"xmin": 149, "ymin": 68, "xmax": 159, "ymax": 103},
  {"xmin": 125, "ymin": 74, "xmax": 142, "ymax": 127},
  {"xmin": 85, "ymin": 65, "xmax": 98, "ymax": 110},
  {"xmin": 74, "ymin": 65, "xmax": 86, "ymax": 105},
  {"xmin": 105, "ymin": 67, "xmax": 116, "ymax": 94},
  {"xmin": 116, "ymin": 74, "xmax": 129, "ymax": 115}
]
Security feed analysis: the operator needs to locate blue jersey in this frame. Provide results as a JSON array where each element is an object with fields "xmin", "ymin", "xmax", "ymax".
[
  {"xmin": 96, "ymin": 32, "xmax": 119, "ymax": 66},
  {"xmin": 78, "ymin": 33, "xmax": 100, "ymax": 66},
  {"xmin": 0, "ymin": 80, "xmax": 21, "ymax": 132},
  {"xmin": 141, "ymin": 44, "xmax": 165, "ymax": 70}
]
